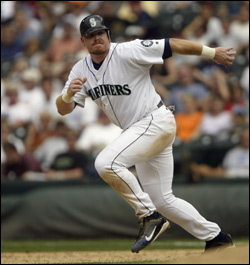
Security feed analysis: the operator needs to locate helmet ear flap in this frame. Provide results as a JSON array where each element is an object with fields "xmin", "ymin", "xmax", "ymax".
[{"xmin": 107, "ymin": 29, "xmax": 111, "ymax": 41}]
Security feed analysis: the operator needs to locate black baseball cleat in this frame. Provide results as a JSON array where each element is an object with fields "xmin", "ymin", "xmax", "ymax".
[
  {"xmin": 131, "ymin": 212, "xmax": 170, "ymax": 253},
  {"xmin": 205, "ymin": 232, "xmax": 234, "ymax": 252}
]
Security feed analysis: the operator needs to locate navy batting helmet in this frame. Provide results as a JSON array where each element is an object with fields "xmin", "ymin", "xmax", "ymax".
[{"xmin": 80, "ymin": 15, "xmax": 110, "ymax": 38}]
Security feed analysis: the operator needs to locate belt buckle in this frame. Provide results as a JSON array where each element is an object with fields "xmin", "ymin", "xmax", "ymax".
[{"xmin": 167, "ymin": 105, "xmax": 175, "ymax": 113}]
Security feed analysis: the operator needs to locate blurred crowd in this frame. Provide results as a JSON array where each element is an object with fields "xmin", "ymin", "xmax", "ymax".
[{"xmin": 1, "ymin": 1, "xmax": 249, "ymax": 182}]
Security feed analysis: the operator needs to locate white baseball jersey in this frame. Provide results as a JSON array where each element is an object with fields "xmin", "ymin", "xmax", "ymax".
[{"xmin": 62, "ymin": 39, "xmax": 168, "ymax": 130}]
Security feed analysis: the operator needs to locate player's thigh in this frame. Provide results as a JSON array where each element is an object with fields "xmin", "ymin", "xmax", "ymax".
[
  {"xmin": 98, "ymin": 114, "xmax": 175, "ymax": 169},
  {"xmin": 135, "ymin": 145, "xmax": 174, "ymax": 204}
]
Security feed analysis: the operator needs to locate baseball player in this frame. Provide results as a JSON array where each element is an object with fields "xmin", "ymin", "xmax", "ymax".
[{"xmin": 56, "ymin": 15, "xmax": 236, "ymax": 253}]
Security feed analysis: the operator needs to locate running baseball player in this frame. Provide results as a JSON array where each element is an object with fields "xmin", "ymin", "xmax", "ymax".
[{"xmin": 56, "ymin": 15, "xmax": 236, "ymax": 253}]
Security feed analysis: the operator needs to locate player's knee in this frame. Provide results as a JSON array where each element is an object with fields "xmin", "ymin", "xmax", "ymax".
[
  {"xmin": 95, "ymin": 154, "xmax": 119, "ymax": 185},
  {"xmin": 95, "ymin": 152, "xmax": 125, "ymax": 184},
  {"xmin": 150, "ymin": 191, "xmax": 176, "ymax": 209},
  {"xmin": 95, "ymin": 156, "xmax": 107, "ymax": 175},
  {"xmin": 94, "ymin": 152, "xmax": 112, "ymax": 175}
]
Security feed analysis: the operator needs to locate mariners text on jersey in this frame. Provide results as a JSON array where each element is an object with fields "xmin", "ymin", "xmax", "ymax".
[{"xmin": 87, "ymin": 84, "xmax": 131, "ymax": 100}]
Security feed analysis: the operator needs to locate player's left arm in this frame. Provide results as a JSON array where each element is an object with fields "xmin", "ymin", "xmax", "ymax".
[{"xmin": 169, "ymin": 38, "xmax": 236, "ymax": 67}]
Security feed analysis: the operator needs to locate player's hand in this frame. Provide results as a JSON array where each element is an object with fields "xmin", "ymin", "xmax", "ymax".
[
  {"xmin": 67, "ymin": 77, "xmax": 87, "ymax": 97},
  {"xmin": 213, "ymin": 47, "xmax": 236, "ymax": 67}
]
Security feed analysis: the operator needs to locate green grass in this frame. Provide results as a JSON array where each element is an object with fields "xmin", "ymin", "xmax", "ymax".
[{"xmin": 1, "ymin": 238, "xmax": 249, "ymax": 253}]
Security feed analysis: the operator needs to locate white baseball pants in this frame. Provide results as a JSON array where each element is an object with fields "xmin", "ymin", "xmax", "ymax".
[{"xmin": 95, "ymin": 106, "xmax": 220, "ymax": 241}]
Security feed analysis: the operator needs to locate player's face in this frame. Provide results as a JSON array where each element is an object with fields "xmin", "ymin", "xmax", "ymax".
[{"xmin": 81, "ymin": 30, "xmax": 110, "ymax": 56}]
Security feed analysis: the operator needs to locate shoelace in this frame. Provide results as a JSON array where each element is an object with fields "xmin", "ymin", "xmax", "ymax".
[{"xmin": 135, "ymin": 218, "xmax": 146, "ymax": 240}]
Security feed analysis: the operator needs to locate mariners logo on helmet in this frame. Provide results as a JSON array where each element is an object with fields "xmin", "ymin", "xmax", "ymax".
[
  {"xmin": 80, "ymin": 15, "xmax": 110, "ymax": 38},
  {"xmin": 89, "ymin": 18, "xmax": 97, "ymax": 27}
]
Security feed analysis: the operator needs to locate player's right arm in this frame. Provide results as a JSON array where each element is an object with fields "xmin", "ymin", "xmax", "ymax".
[
  {"xmin": 169, "ymin": 38, "xmax": 236, "ymax": 67},
  {"xmin": 56, "ymin": 77, "xmax": 87, "ymax": 116}
]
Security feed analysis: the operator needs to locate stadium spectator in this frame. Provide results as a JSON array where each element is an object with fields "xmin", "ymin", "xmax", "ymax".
[
  {"xmin": 94, "ymin": 1, "xmax": 130, "ymax": 42},
  {"xmin": 25, "ymin": 110, "xmax": 56, "ymax": 153},
  {"xmin": 183, "ymin": 2, "xmax": 224, "ymax": 45},
  {"xmin": 44, "ymin": 129, "xmax": 88, "ymax": 180},
  {"xmin": 229, "ymin": 3, "xmax": 249, "ymax": 50},
  {"xmin": 168, "ymin": 64, "xmax": 209, "ymax": 113},
  {"xmin": 76, "ymin": 109, "xmax": 122, "ymax": 160},
  {"xmin": 19, "ymin": 68, "xmax": 45, "ymax": 121},
  {"xmin": 1, "ymin": 118, "xmax": 25, "ymax": 164},
  {"xmin": 225, "ymin": 76, "xmax": 246, "ymax": 112},
  {"xmin": 5, "ymin": 57, "xmax": 29, "ymax": 83},
  {"xmin": 21, "ymin": 38, "xmax": 43, "ymax": 68},
  {"xmin": 38, "ymin": 60, "xmax": 56, "ymax": 80},
  {"xmin": 191, "ymin": 94, "xmax": 233, "ymax": 140},
  {"xmin": 41, "ymin": 18, "xmax": 82, "ymax": 63},
  {"xmin": 34, "ymin": 120, "xmax": 69, "ymax": 170},
  {"xmin": 151, "ymin": 57, "xmax": 178, "ymax": 88},
  {"xmin": 13, "ymin": 8, "xmax": 42, "ymax": 46},
  {"xmin": 217, "ymin": 18, "xmax": 240, "ymax": 49},
  {"xmin": 240, "ymin": 47, "xmax": 249, "ymax": 111},
  {"xmin": 40, "ymin": 77, "xmax": 61, "ymax": 119},
  {"xmin": 150, "ymin": 57, "xmax": 178, "ymax": 106},
  {"xmin": 2, "ymin": 142, "xmax": 42, "ymax": 180},
  {"xmin": 222, "ymin": 126, "xmax": 249, "ymax": 178},
  {"xmin": 190, "ymin": 127, "xmax": 249, "ymax": 180},
  {"xmin": 1, "ymin": 23, "xmax": 23, "ymax": 77},
  {"xmin": 181, "ymin": 10, "xmax": 210, "ymax": 46},
  {"xmin": 179, "ymin": 2, "xmax": 224, "ymax": 66},
  {"xmin": 1, "ymin": 81, "xmax": 32, "ymax": 138},
  {"xmin": 117, "ymin": 1, "xmax": 153, "ymax": 25},
  {"xmin": 193, "ymin": 67, "xmax": 231, "ymax": 103},
  {"xmin": 230, "ymin": 104, "xmax": 249, "ymax": 139},
  {"xmin": 1, "ymin": 23, "xmax": 23, "ymax": 62},
  {"xmin": 63, "ymin": 97, "xmax": 99, "ymax": 131},
  {"xmin": 159, "ymin": 1, "xmax": 194, "ymax": 12},
  {"xmin": 175, "ymin": 95, "xmax": 204, "ymax": 142},
  {"xmin": 117, "ymin": 1, "xmax": 154, "ymax": 38},
  {"xmin": 1, "ymin": 1, "xmax": 16, "ymax": 23},
  {"xmin": 61, "ymin": 1, "xmax": 90, "ymax": 32},
  {"xmin": 128, "ymin": 1, "xmax": 152, "ymax": 26},
  {"xmin": 35, "ymin": 2, "xmax": 57, "ymax": 51}
]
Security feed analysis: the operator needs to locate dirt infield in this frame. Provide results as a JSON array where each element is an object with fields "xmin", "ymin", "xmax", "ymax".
[{"xmin": 1, "ymin": 245, "xmax": 249, "ymax": 264}]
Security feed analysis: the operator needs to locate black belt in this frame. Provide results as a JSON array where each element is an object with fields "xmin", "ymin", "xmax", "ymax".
[
  {"xmin": 157, "ymin": 101, "xmax": 175, "ymax": 114},
  {"xmin": 157, "ymin": 101, "xmax": 164, "ymax": 108}
]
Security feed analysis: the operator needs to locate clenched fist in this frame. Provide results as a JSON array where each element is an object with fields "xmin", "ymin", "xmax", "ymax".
[{"xmin": 67, "ymin": 77, "xmax": 87, "ymax": 97}]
